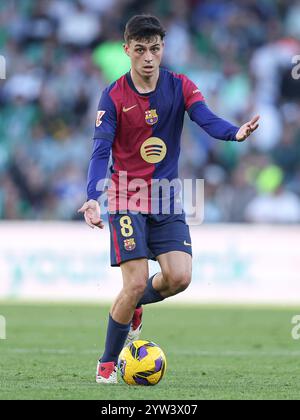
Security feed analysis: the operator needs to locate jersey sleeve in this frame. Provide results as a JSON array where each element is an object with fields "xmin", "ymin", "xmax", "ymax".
[
  {"xmin": 189, "ymin": 102, "xmax": 239, "ymax": 141},
  {"xmin": 180, "ymin": 74, "xmax": 205, "ymax": 112},
  {"xmin": 93, "ymin": 86, "xmax": 117, "ymax": 143},
  {"xmin": 87, "ymin": 138, "xmax": 112, "ymax": 200}
]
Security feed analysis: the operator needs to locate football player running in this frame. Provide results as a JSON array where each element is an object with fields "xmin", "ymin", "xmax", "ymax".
[{"xmin": 78, "ymin": 15, "xmax": 259, "ymax": 384}]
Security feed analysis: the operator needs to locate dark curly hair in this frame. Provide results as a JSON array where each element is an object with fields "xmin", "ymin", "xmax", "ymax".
[{"xmin": 124, "ymin": 15, "xmax": 166, "ymax": 44}]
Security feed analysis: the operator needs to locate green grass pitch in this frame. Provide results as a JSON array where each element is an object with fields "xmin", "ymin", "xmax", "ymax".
[{"xmin": 0, "ymin": 303, "xmax": 300, "ymax": 400}]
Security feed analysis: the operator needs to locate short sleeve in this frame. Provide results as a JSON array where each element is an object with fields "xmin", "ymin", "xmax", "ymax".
[
  {"xmin": 180, "ymin": 74, "xmax": 205, "ymax": 112},
  {"xmin": 93, "ymin": 86, "xmax": 117, "ymax": 143}
]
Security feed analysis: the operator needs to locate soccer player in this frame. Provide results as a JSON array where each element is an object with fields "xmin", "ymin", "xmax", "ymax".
[{"xmin": 78, "ymin": 15, "xmax": 259, "ymax": 384}]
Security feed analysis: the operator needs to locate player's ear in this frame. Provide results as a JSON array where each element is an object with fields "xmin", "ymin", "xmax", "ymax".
[{"xmin": 123, "ymin": 43, "xmax": 130, "ymax": 57}]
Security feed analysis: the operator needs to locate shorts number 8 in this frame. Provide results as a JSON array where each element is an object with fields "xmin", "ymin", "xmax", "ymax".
[{"xmin": 120, "ymin": 216, "xmax": 134, "ymax": 237}]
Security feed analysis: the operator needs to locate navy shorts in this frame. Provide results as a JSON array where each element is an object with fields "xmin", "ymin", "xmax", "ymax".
[{"xmin": 108, "ymin": 212, "xmax": 192, "ymax": 267}]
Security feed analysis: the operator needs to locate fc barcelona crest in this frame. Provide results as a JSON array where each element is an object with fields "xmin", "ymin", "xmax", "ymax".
[
  {"xmin": 124, "ymin": 238, "xmax": 136, "ymax": 251},
  {"xmin": 145, "ymin": 109, "xmax": 158, "ymax": 125}
]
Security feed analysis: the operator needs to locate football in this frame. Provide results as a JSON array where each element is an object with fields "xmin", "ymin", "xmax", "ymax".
[{"xmin": 118, "ymin": 340, "xmax": 167, "ymax": 386}]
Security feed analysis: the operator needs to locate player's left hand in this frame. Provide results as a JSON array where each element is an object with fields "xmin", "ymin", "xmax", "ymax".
[{"xmin": 235, "ymin": 115, "xmax": 260, "ymax": 142}]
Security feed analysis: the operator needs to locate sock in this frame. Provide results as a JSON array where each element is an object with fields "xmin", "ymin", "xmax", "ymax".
[
  {"xmin": 101, "ymin": 314, "xmax": 131, "ymax": 363},
  {"xmin": 136, "ymin": 273, "xmax": 165, "ymax": 308}
]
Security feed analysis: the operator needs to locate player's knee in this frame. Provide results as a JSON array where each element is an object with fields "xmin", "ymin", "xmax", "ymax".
[
  {"xmin": 174, "ymin": 272, "xmax": 192, "ymax": 293},
  {"xmin": 165, "ymin": 271, "xmax": 192, "ymax": 294},
  {"xmin": 127, "ymin": 278, "xmax": 147, "ymax": 301}
]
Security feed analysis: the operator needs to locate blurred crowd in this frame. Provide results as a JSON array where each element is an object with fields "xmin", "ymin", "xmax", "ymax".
[{"xmin": 0, "ymin": 0, "xmax": 300, "ymax": 223}]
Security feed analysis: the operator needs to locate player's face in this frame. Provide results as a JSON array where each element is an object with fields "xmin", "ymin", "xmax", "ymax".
[{"xmin": 124, "ymin": 36, "xmax": 164, "ymax": 78}]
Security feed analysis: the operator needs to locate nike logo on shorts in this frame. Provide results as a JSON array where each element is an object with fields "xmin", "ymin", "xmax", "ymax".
[{"xmin": 184, "ymin": 240, "xmax": 192, "ymax": 246}]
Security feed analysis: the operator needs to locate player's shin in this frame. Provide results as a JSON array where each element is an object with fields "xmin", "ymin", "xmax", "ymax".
[
  {"xmin": 136, "ymin": 273, "xmax": 165, "ymax": 308},
  {"xmin": 100, "ymin": 313, "xmax": 131, "ymax": 363}
]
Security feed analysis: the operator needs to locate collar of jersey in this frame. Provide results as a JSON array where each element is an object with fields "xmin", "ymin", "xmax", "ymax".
[{"xmin": 125, "ymin": 68, "xmax": 163, "ymax": 97}]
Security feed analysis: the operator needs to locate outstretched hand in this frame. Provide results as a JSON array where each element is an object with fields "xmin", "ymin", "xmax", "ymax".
[
  {"xmin": 77, "ymin": 199, "xmax": 104, "ymax": 229},
  {"xmin": 236, "ymin": 115, "xmax": 260, "ymax": 142}
]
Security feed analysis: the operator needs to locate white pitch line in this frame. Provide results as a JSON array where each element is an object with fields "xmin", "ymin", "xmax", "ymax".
[{"xmin": 3, "ymin": 348, "xmax": 300, "ymax": 357}]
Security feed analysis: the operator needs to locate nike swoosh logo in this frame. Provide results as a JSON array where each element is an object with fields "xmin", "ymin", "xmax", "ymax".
[
  {"xmin": 184, "ymin": 241, "xmax": 192, "ymax": 246},
  {"xmin": 123, "ymin": 105, "xmax": 137, "ymax": 113}
]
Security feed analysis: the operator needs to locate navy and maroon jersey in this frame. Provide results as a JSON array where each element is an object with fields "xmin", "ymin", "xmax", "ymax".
[{"xmin": 88, "ymin": 67, "xmax": 239, "ymax": 213}]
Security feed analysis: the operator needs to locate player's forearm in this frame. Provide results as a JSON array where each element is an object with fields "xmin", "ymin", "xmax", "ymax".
[
  {"xmin": 87, "ymin": 138, "xmax": 112, "ymax": 200},
  {"xmin": 189, "ymin": 102, "xmax": 239, "ymax": 141}
]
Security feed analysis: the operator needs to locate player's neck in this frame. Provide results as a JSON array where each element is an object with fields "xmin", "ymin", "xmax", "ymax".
[{"xmin": 130, "ymin": 68, "xmax": 160, "ymax": 94}]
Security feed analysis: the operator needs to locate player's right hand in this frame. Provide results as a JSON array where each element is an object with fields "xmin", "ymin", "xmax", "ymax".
[{"xmin": 77, "ymin": 199, "xmax": 104, "ymax": 229}]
